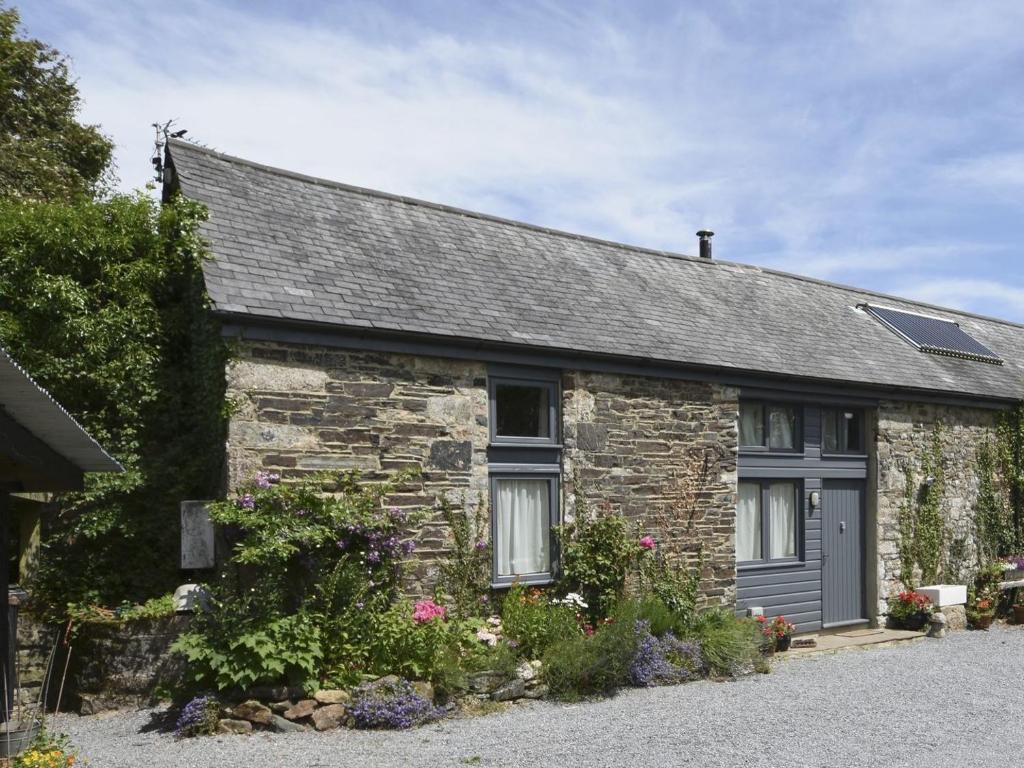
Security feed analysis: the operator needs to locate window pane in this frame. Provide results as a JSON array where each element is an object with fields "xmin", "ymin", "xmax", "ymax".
[
  {"xmin": 495, "ymin": 383, "xmax": 550, "ymax": 438},
  {"xmin": 844, "ymin": 411, "xmax": 862, "ymax": 452},
  {"xmin": 739, "ymin": 403, "xmax": 764, "ymax": 446},
  {"xmin": 822, "ymin": 409, "xmax": 839, "ymax": 453},
  {"xmin": 737, "ymin": 482, "xmax": 762, "ymax": 561},
  {"xmin": 768, "ymin": 406, "xmax": 797, "ymax": 450},
  {"xmin": 495, "ymin": 479, "xmax": 551, "ymax": 576},
  {"xmin": 769, "ymin": 482, "xmax": 797, "ymax": 559}
]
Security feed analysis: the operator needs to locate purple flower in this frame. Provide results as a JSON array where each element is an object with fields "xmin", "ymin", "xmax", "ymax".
[
  {"xmin": 474, "ymin": 540, "xmax": 488, "ymax": 551},
  {"xmin": 237, "ymin": 494, "xmax": 255, "ymax": 510},
  {"xmin": 336, "ymin": 539, "xmax": 347, "ymax": 549},
  {"xmin": 367, "ymin": 551, "xmax": 381, "ymax": 564},
  {"xmin": 629, "ymin": 621, "xmax": 702, "ymax": 687},
  {"xmin": 254, "ymin": 471, "xmax": 280, "ymax": 489},
  {"xmin": 401, "ymin": 540, "xmax": 416, "ymax": 554},
  {"xmin": 349, "ymin": 677, "xmax": 442, "ymax": 729}
]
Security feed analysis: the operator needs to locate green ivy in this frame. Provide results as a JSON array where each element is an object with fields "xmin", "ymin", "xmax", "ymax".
[
  {"xmin": 974, "ymin": 439, "xmax": 1014, "ymax": 563},
  {"xmin": 897, "ymin": 423, "xmax": 947, "ymax": 588},
  {"xmin": 997, "ymin": 404, "xmax": 1024, "ymax": 553}
]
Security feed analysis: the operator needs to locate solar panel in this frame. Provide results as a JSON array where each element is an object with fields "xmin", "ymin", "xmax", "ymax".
[{"xmin": 862, "ymin": 304, "xmax": 1003, "ymax": 365}]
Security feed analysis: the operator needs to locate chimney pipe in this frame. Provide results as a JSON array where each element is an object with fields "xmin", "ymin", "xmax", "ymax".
[{"xmin": 696, "ymin": 230, "xmax": 714, "ymax": 259}]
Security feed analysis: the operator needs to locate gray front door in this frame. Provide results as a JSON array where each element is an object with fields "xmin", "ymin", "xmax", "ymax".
[{"xmin": 821, "ymin": 480, "xmax": 865, "ymax": 626}]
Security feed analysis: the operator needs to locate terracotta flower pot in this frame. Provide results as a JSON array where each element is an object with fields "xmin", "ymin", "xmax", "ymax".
[{"xmin": 971, "ymin": 613, "xmax": 995, "ymax": 630}]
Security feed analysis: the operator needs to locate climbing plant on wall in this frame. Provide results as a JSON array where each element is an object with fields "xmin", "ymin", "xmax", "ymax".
[
  {"xmin": 974, "ymin": 439, "xmax": 1014, "ymax": 564},
  {"xmin": 997, "ymin": 404, "xmax": 1024, "ymax": 554},
  {"xmin": 897, "ymin": 423, "xmax": 947, "ymax": 588}
]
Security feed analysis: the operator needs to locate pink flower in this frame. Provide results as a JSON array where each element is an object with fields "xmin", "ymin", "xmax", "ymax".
[
  {"xmin": 639, "ymin": 535, "xmax": 656, "ymax": 551},
  {"xmin": 412, "ymin": 599, "xmax": 446, "ymax": 623}
]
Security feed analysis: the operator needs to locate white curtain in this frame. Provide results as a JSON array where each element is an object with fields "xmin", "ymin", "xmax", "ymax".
[
  {"xmin": 737, "ymin": 482, "xmax": 761, "ymax": 561},
  {"xmin": 768, "ymin": 407, "xmax": 795, "ymax": 450},
  {"xmin": 739, "ymin": 404, "xmax": 764, "ymax": 446},
  {"xmin": 822, "ymin": 410, "xmax": 838, "ymax": 452},
  {"xmin": 769, "ymin": 482, "xmax": 796, "ymax": 559},
  {"xmin": 496, "ymin": 479, "xmax": 550, "ymax": 576}
]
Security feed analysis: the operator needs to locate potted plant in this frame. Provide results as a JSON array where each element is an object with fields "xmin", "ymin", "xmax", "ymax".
[
  {"xmin": 757, "ymin": 615, "xmax": 796, "ymax": 652},
  {"xmin": 967, "ymin": 595, "xmax": 996, "ymax": 630},
  {"xmin": 886, "ymin": 591, "xmax": 934, "ymax": 631},
  {"xmin": 1001, "ymin": 556, "xmax": 1024, "ymax": 584},
  {"xmin": 1013, "ymin": 593, "xmax": 1024, "ymax": 626}
]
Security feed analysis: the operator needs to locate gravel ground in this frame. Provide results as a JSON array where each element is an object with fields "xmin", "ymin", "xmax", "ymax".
[{"xmin": 55, "ymin": 625, "xmax": 1024, "ymax": 768}]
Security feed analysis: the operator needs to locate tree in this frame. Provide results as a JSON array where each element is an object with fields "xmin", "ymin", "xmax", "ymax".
[{"xmin": 0, "ymin": 3, "xmax": 114, "ymax": 201}]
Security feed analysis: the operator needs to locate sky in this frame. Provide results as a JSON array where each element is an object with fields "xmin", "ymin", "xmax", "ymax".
[{"xmin": 19, "ymin": 0, "xmax": 1024, "ymax": 322}]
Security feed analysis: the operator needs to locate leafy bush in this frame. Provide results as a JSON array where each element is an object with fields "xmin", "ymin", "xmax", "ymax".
[
  {"xmin": 174, "ymin": 695, "xmax": 221, "ymax": 738},
  {"xmin": 349, "ymin": 677, "xmax": 442, "ymax": 729},
  {"xmin": 632, "ymin": 596, "xmax": 681, "ymax": 638},
  {"xmin": 557, "ymin": 505, "xmax": 639, "ymax": 619},
  {"xmin": 500, "ymin": 584, "xmax": 582, "ymax": 659},
  {"xmin": 542, "ymin": 604, "xmax": 640, "ymax": 698},
  {"xmin": 629, "ymin": 620, "xmax": 701, "ymax": 687},
  {"xmin": 366, "ymin": 601, "xmax": 462, "ymax": 686},
  {"xmin": 686, "ymin": 609, "xmax": 762, "ymax": 677},
  {"xmin": 437, "ymin": 497, "xmax": 491, "ymax": 620},
  {"xmin": 636, "ymin": 542, "xmax": 704, "ymax": 623}
]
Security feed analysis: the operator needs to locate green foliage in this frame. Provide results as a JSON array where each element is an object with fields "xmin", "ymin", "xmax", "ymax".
[
  {"xmin": 897, "ymin": 424, "xmax": 947, "ymax": 588},
  {"xmin": 557, "ymin": 499, "xmax": 639, "ymax": 619},
  {"xmin": 686, "ymin": 609, "xmax": 762, "ymax": 677},
  {"xmin": 366, "ymin": 602, "xmax": 458, "ymax": 686},
  {"xmin": 542, "ymin": 606, "xmax": 639, "ymax": 699},
  {"xmin": 179, "ymin": 472, "xmax": 427, "ymax": 693},
  {"xmin": 632, "ymin": 595, "xmax": 680, "ymax": 637},
  {"xmin": 436, "ymin": 496, "xmax": 491, "ymax": 620},
  {"xmin": 173, "ymin": 611, "xmax": 323, "ymax": 692},
  {"xmin": 997, "ymin": 404, "xmax": 1024, "ymax": 554},
  {"xmin": 974, "ymin": 439, "xmax": 1013, "ymax": 564},
  {"xmin": 500, "ymin": 584, "xmax": 581, "ymax": 659},
  {"xmin": 0, "ymin": 192, "xmax": 228, "ymax": 615},
  {"xmin": 636, "ymin": 545, "xmax": 703, "ymax": 622},
  {"xmin": 0, "ymin": 5, "xmax": 113, "ymax": 200}
]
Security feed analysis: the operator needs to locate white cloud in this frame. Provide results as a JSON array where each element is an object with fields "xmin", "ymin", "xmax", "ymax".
[{"xmin": 894, "ymin": 278, "xmax": 1024, "ymax": 320}]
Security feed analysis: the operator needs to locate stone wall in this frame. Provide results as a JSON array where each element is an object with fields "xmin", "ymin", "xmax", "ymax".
[
  {"xmin": 226, "ymin": 340, "xmax": 740, "ymax": 603},
  {"xmin": 227, "ymin": 341, "xmax": 490, "ymax": 593},
  {"xmin": 874, "ymin": 400, "xmax": 1001, "ymax": 614},
  {"xmin": 562, "ymin": 372, "xmax": 739, "ymax": 607}
]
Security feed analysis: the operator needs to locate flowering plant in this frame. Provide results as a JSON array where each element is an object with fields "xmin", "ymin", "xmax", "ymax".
[
  {"xmin": 755, "ymin": 615, "xmax": 795, "ymax": 639},
  {"xmin": 14, "ymin": 732, "xmax": 78, "ymax": 768},
  {"xmin": 349, "ymin": 677, "xmax": 442, "ymax": 729},
  {"xmin": 412, "ymin": 600, "xmax": 446, "ymax": 624},
  {"xmin": 886, "ymin": 590, "xmax": 934, "ymax": 623},
  {"xmin": 639, "ymin": 535, "xmax": 657, "ymax": 551},
  {"xmin": 629, "ymin": 620, "xmax": 702, "ymax": 686},
  {"xmin": 174, "ymin": 694, "xmax": 221, "ymax": 738}
]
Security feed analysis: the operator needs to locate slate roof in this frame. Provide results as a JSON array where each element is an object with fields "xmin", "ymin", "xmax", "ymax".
[
  {"xmin": 166, "ymin": 139, "xmax": 1024, "ymax": 403},
  {"xmin": 0, "ymin": 346, "xmax": 122, "ymax": 473}
]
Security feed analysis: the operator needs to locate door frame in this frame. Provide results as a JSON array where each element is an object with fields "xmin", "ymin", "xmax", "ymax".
[{"xmin": 821, "ymin": 478, "xmax": 867, "ymax": 628}]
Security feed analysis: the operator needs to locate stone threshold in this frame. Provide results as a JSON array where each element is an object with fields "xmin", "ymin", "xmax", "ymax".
[{"xmin": 780, "ymin": 627, "xmax": 926, "ymax": 658}]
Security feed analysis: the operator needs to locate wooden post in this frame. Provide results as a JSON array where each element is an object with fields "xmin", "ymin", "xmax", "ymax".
[{"xmin": 0, "ymin": 492, "xmax": 10, "ymax": 722}]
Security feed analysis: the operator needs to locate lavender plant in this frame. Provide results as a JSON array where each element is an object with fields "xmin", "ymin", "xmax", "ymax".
[
  {"xmin": 629, "ymin": 621, "xmax": 702, "ymax": 687},
  {"xmin": 175, "ymin": 695, "xmax": 221, "ymax": 738},
  {"xmin": 348, "ymin": 677, "xmax": 443, "ymax": 729}
]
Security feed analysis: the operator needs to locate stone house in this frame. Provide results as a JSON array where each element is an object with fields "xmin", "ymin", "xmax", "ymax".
[{"xmin": 163, "ymin": 139, "xmax": 1024, "ymax": 632}]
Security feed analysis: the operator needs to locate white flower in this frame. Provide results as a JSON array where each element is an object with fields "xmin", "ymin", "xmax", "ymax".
[
  {"xmin": 487, "ymin": 615, "xmax": 503, "ymax": 627},
  {"xmin": 556, "ymin": 592, "xmax": 588, "ymax": 609},
  {"xmin": 475, "ymin": 629, "xmax": 498, "ymax": 646}
]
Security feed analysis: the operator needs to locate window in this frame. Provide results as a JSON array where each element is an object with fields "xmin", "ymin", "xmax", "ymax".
[
  {"xmin": 487, "ymin": 368, "xmax": 562, "ymax": 585},
  {"xmin": 737, "ymin": 480, "xmax": 800, "ymax": 564},
  {"xmin": 492, "ymin": 476, "xmax": 557, "ymax": 581},
  {"xmin": 822, "ymin": 408, "xmax": 864, "ymax": 454},
  {"xmin": 490, "ymin": 377, "xmax": 558, "ymax": 444},
  {"xmin": 739, "ymin": 403, "xmax": 800, "ymax": 451}
]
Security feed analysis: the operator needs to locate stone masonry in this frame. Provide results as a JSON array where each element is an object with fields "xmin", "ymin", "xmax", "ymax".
[
  {"xmin": 875, "ymin": 400, "xmax": 1001, "ymax": 615},
  {"xmin": 226, "ymin": 340, "xmax": 740, "ymax": 602}
]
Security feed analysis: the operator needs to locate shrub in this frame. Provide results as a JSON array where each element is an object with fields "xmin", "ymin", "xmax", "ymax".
[
  {"xmin": 543, "ymin": 607, "xmax": 639, "ymax": 698},
  {"xmin": 636, "ymin": 542, "xmax": 704, "ymax": 624},
  {"xmin": 633, "ymin": 596, "xmax": 680, "ymax": 638},
  {"xmin": 175, "ymin": 695, "xmax": 221, "ymax": 738},
  {"xmin": 367, "ymin": 601, "xmax": 460, "ymax": 686},
  {"xmin": 557, "ymin": 504, "xmax": 639, "ymax": 619},
  {"xmin": 437, "ymin": 497, "xmax": 492, "ymax": 620},
  {"xmin": 349, "ymin": 677, "xmax": 442, "ymax": 729},
  {"xmin": 686, "ymin": 609, "xmax": 762, "ymax": 677},
  {"xmin": 629, "ymin": 620, "xmax": 701, "ymax": 687},
  {"xmin": 500, "ymin": 584, "xmax": 582, "ymax": 659}
]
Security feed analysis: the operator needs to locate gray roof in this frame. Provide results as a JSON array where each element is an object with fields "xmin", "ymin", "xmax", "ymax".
[
  {"xmin": 0, "ymin": 346, "xmax": 122, "ymax": 473},
  {"xmin": 167, "ymin": 139, "xmax": 1024, "ymax": 403}
]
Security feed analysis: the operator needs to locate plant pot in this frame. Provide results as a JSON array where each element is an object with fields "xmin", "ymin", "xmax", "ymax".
[
  {"xmin": 775, "ymin": 635, "xmax": 792, "ymax": 652},
  {"xmin": 970, "ymin": 613, "xmax": 995, "ymax": 630},
  {"xmin": 0, "ymin": 721, "xmax": 41, "ymax": 758},
  {"xmin": 1014, "ymin": 605, "xmax": 1024, "ymax": 625},
  {"xmin": 901, "ymin": 612, "xmax": 931, "ymax": 631}
]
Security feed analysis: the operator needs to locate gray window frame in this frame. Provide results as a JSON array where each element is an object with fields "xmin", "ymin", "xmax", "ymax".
[
  {"xmin": 820, "ymin": 407, "xmax": 866, "ymax": 456},
  {"xmin": 489, "ymin": 470, "xmax": 560, "ymax": 587},
  {"xmin": 488, "ymin": 375, "xmax": 560, "ymax": 447},
  {"xmin": 736, "ymin": 478, "xmax": 804, "ymax": 569},
  {"xmin": 739, "ymin": 401, "xmax": 803, "ymax": 454}
]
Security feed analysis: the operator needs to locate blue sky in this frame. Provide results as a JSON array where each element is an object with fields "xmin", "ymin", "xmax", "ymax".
[{"xmin": 21, "ymin": 0, "xmax": 1024, "ymax": 321}]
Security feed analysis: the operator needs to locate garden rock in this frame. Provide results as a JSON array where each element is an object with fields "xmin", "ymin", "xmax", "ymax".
[
  {"xmin": 311, "ymin": 703, "xmax": 347, "ymax": 731},
  {"xmin": 412, "ymin": 680, "xmax": 435, "ymax": 702},
  {"xmin": 468, "ymin": 671, "xmax": 506, "ymax": 694},
  {"xmin": 928, "ymin": 612, "xmax": 948, "ymax": 639},
  {"xmin": 270, "ymin": 714, "xmax": 306, "ymax": 733},
  {"xmin": 313, "ymin": 688, "xmax": 350, "ymax": 705},
  {"xmin": 268, "ymin": 700, "xmax": 292, "ymax": 714},
  {"xmin": 491, "ymin": 679, "xmax": 526, "ymax": 702},
  {"xmin": 216, "ymin": 718, "xmax": 252, "ymax": 735},
  {"xmin": 283, "ymin": 699, "xmax": 318, "ymax": 720},
  {"xmin": 232, "ymin": 700, "xmax": 273, "ymax": 725},
  {"xmin": 515, "ymin": 662, "xmax": 536, "ymax": 683},
  {"xmin": 945, "ymin": 604, "xmax": 967, "ymax": 630},
  {"xmin": 522, "ymin": 684, "xmax": 549, "ymax": 699}
]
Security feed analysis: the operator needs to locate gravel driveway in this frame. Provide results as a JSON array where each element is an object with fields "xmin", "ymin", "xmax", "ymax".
[{"xmin": 54, "ymin": 625, "xmax": 1024, "ymax": 768}]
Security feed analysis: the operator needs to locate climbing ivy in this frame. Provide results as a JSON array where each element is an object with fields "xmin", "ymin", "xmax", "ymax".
[
  {"xmin": 997, "ymin": 404, "xmax": 1024, "ymax": 554},
  {"xmin": 974, "ymin": 439, "xmax": 1014, "ymax": 563},
  {"xmin": 897, "ymin": 423, "xmax": 947, "ymax": 588}
]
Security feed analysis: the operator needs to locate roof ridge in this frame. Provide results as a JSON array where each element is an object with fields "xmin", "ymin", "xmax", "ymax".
[{"xmin": 166, "ymin": 138, "xmax": 1024, "ymax": 333}]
